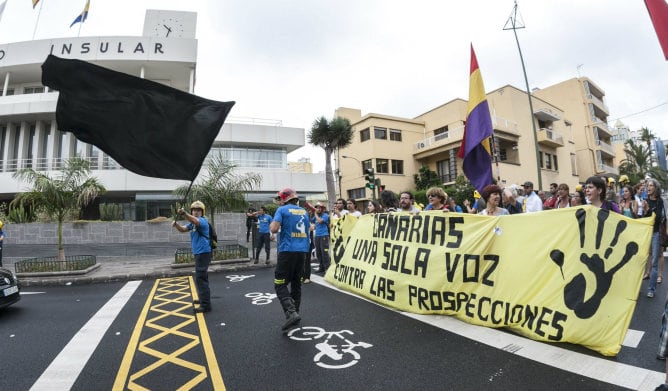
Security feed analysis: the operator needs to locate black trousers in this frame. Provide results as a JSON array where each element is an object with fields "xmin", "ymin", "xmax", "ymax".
[{"xmin": 274, "ymin": 251, "xmax": 306, "ymax": 313}]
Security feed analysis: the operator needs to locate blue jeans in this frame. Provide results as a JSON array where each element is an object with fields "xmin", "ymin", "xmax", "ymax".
[
  {"xmin": 194, "ymin": 252, "xmax": 212, "ymax": 308},
  {"xmin": 649, "ymin": 232, "xmax": 661, "ymax": 293}
]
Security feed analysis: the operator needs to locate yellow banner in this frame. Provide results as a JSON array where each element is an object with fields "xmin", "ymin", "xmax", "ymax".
[{"xmin": 325, "ymin": 206, "xmax": 653, "ymax": 356}]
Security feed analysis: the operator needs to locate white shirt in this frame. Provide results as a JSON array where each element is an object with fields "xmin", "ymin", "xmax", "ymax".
[{"xmin": 523, "ymin": 192, "xmax": 543, "ymax": 213}]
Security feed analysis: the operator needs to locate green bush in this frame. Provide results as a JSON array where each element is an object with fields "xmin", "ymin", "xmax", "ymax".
[
  {"xmin": 8, "ymin": 203, "xmax": 36, "ymax": 223},
  {"xmin": 99, "ymin": 203, "xmax": 123, "ymax": 221}
]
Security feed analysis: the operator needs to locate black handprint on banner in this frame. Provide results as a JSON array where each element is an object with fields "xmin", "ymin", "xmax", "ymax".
[
  {"xmin": 331, "ymin": 215, "xmax": 348, "ymax": 265},
  {"xmin": 549, "ymin": 208, "xmax": 638, "ymax": 319}
]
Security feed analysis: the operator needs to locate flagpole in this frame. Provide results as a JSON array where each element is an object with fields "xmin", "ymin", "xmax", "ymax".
[
  {"xmin": 32, "ymin": 0, "xmax": 45, "ymax": 40},
  {"xmin": 503, "ymin": 0, "xmax": 543, "ymax": 190}
]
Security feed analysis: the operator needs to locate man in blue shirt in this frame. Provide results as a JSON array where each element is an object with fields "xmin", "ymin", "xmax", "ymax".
[
  {"xmin": 172, "ymin": 201, "xmax": 213, "ymax": 314},
  {"xmin": 255, "ymin": 206, "xmax": 273, "ymax": 265},
  {"xmin": 270, "ymin": 188, "xmax": 310, "ymax": 331},
  {"xmin": 312, "ymin": 202, "xmax": 330, "ymax": 275}
]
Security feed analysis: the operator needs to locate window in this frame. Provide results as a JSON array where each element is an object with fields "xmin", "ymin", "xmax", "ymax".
[
  {"xmin": 374, "ymin": 127, "xmax": 387, "ymax": 140},
  {"xmin": 376, "ymin": 158, "xmax": 389, "ymax": 174},
  {"xmin": 434, "ymin": 126, "xmax": 449, "ymax": 142},
  {"xmin": 436, "ymin": 149, "xmax": 458, "ymax": 183},
  {"xmin": 360, "ymin": 128, "xmax": 370, "ymax": 142},
  {"xmin": 390, "ymin": 129, "xmax": 402, "ymax": 141},
  {"xmin": 362, "ymin": 159, "xmax": 372, "ymax": 174},
  {"xmin": 348, "ymin": 188, "xmax": 366, "ymax": 200},
  {"xmin": 553, "ymin": 154, "xmax": 558, "ymax": 171},
  {"xmin": 0, "ymin": 88, "xmax": 14, "ymax": 96},
  {"xmin": 538, "ymin": 152, "xmax": 544, "ymax": 169},
  {"xmin": 499, "ymin": 148, "xmax": 507, "ymax": 161},
  {"xmin": 391, "ymin": 159, "xmax": 404, "ymax": 175},
  {"xmin": 24, "ymin": 86, "xmax": 45, "ymax": 94},
  {"xmin": 545, "ymin": 154, "xmax": 552, "ymax": 170}
]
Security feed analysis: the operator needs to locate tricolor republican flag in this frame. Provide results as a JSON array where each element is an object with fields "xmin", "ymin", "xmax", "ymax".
[{"xmin": 457, "ymin": 44, "xmax": 494, "ymax": 193}]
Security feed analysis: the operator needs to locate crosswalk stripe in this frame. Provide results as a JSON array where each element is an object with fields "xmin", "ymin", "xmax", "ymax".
[{"xmin": 30, "ymin": 280, "xmax": 141, "ymax": 391}]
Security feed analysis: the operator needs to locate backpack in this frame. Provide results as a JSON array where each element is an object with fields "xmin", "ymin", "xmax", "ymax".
[{"xmin": 197, "ymin": 220, "xmax": 218, "ymax": 249}]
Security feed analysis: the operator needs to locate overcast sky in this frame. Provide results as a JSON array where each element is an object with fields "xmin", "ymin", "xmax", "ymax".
[{"xmin": 0, "ymin": 0, "xmax": 665, "ymax": 172}]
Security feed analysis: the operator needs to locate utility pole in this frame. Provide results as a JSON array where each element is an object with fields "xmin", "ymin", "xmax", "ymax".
[{"xmin": 504, "ymin": 0, "xmax": 543, "ymax": 190}]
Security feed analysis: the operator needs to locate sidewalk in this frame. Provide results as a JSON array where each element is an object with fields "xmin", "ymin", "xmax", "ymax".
[{"xmin": 3, "ymin": 241, "xmax": 278, "ymax": 287}]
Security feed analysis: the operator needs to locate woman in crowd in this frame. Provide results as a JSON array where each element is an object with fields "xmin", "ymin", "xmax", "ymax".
[
  {"xmin": 618, "ymin": 184, "xmax": 637, "ymax": 219},
  {"xmin": 554, "ymin": 183, "xmax": 571, "ymax": 209},
  {"xmin": 478, "ymin": 184, "xmax": 509, "ymax": 216},
  {"xmin": 643, "ymin": 178, "xmax": 665, "ymax": 295},
  {"xmin": 424, "ymin": 187, "xmax": 448, "ymax": 211},
  {"xmin": 367, "ymin": 200, "xmax": 382, "ymax": 214},
  {"xmin": 502, "ymin": 188, "xmax": 522, "ymax": 214},
  {"xmin": 570, "ymin": 189, "xmax": 585, "ymax": 206},
  {"xmin": 379, "ymin": 190, "xmax": 399, "ymax": 212},
  {"xmin": 584, "ymin": 176, "xmax": 620, "ymax": 212}
]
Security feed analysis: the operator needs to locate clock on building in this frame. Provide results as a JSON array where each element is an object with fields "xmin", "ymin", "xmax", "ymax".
[{"xmin": 153, "ymin": 17, "xmax": 184, "ymax": 38}]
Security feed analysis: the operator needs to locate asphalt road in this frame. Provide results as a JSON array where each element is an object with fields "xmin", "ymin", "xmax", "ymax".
[{"xmin": 3, "ymin": 266, "xmax": 667, "ymax": 390}]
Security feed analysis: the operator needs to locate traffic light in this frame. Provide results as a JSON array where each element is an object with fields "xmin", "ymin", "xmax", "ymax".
[{"xmin": 365, "ymin": 168, "xmax": 375, "ymax": 189}]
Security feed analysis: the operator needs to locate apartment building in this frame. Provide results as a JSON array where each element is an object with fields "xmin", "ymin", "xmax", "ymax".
[{"xmin": 335, "ymin": 77, "xmax": 616, "ymax": 201}]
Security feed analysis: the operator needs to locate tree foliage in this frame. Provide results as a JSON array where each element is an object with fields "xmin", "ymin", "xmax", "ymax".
[
  {"xmin": 619, "ymin": 130, "xmax": 668, "ymax": 187},
  {"xmin": 308, "ymin": 116, "xmax": 353, "ymax": 210},
  {"xmin": 413, "ymin": 165, "xmax": 441, "ymax": 190},
  {"xmin": 173, "ymin": 153, "xmax": 262, "ymax": 226},
  {"xmin": 12, "ymin": 157, "xmax": 106, "ymax": 259}
]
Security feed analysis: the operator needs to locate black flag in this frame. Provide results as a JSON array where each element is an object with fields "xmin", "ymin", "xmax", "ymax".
[{"xmin": 41, "ymin": 54, "xmax": 235, "ymax": 181}]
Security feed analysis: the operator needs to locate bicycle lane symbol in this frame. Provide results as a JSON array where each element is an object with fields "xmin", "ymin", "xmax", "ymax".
[
  {"xmin": 287, "ymin": 326, "xmax": 373, "ymax": 369},
  {"xmin": 244, "ymin": 292, "xmax": 277, "ymax": 305},
  {"xmin": 226, "ymin": 274, "xmax": 255, "ymax": 282}
]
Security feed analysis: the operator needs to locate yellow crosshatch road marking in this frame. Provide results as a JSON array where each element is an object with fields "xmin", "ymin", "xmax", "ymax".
[{"xmin": 113, "ymin": 276, "xmax": 226, "ymax": 391}]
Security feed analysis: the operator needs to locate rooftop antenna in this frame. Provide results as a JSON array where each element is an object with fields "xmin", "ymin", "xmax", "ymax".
[{"xmin": 503, "ymin": 0, "xmax": 542, "ymax": 190}]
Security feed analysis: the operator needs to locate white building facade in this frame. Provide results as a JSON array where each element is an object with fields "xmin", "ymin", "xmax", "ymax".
[{"xmin": 0, "ymin": 10, "xmax": 324, "ymax": 220}]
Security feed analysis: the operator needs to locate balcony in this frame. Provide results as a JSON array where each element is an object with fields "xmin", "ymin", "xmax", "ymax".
[
  {"xmin": 586, "ymin": 93, "xmax": 609, "ymax": 115},
  {"xmin": 597, "ymin": 162, "xmax": 618, "ymax": 176},
  {"xmin": 592, "ymin": 121, "xmax": 613, "ymax": 139},
  {"xmin": 533, "ymin": 108, "xmax": 561, "ymax": 122},
  {"xmin": 492, "ymin": 115, "xmax": 520, "ymax": 136},
  {"xmin": 414, "ymin": 125, "xmax": 464, "ymax": 152},
  {"xmin": 596, "ymin": 140, "xmax": 615, "ymax": 158},
  {"xmin": 537, "ymin": 128, "xmax": 564, "ymax": 148}
]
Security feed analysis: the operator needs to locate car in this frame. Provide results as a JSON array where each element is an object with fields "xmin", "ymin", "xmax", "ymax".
[{"xmin": 0, "ymin": 267, "xmax": 20, "ymax": 309}]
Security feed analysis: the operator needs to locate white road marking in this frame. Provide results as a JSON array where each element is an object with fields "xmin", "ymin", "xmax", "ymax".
[
  {"xmin": 623, "ymin": 329, "xmax": 645, "ymax": 348},
  {"xmin": 30, "ymin": 280, "xmax": 142, "ymax": 391},
  {"xmin": 311, "ymin": 275, "xmax": 664, "ymax": 391},
  {"xmin": 19, "ymin": 291, "xmax": 46, "ymax": 295}
]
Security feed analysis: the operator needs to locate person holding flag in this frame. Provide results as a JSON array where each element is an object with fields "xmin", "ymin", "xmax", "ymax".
[{"xmin": 457, "ymin": 44, "xmax": 494, "ymax": 193}]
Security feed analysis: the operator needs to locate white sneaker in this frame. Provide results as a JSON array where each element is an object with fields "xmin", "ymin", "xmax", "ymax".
[{"xmin": 303, "ymin": 279, "xmax": 311, "ymax": 284}]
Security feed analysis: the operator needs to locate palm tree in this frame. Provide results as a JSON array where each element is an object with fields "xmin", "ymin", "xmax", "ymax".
[
  {"xmin": 12, "ymin": 157, "xmax": 106, "ymax": 260},
  {"xmin": 639, "ymin": 126, "xmax": 655, "ymax": 166},
  {"xmin": 619, "ymin": 137, "xmax": 668, "ymax": 186},
  {"xmin": 173, "ymin": 153, "xmax": 262, "ymax": 226},
  {"xmin": 308, "ymin": 116, "xmax": 353, "ymax": 210}
]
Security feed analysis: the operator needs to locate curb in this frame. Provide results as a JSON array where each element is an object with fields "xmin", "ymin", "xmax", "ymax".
[{"xmin": 17, "ymin": 260, "xmax": 275, "ymax": 287}]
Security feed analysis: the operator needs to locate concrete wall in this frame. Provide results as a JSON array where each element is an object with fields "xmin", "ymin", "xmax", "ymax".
[{"xmin": 3, "ymin": 213, "xmax": 247, "ymax": 245}]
